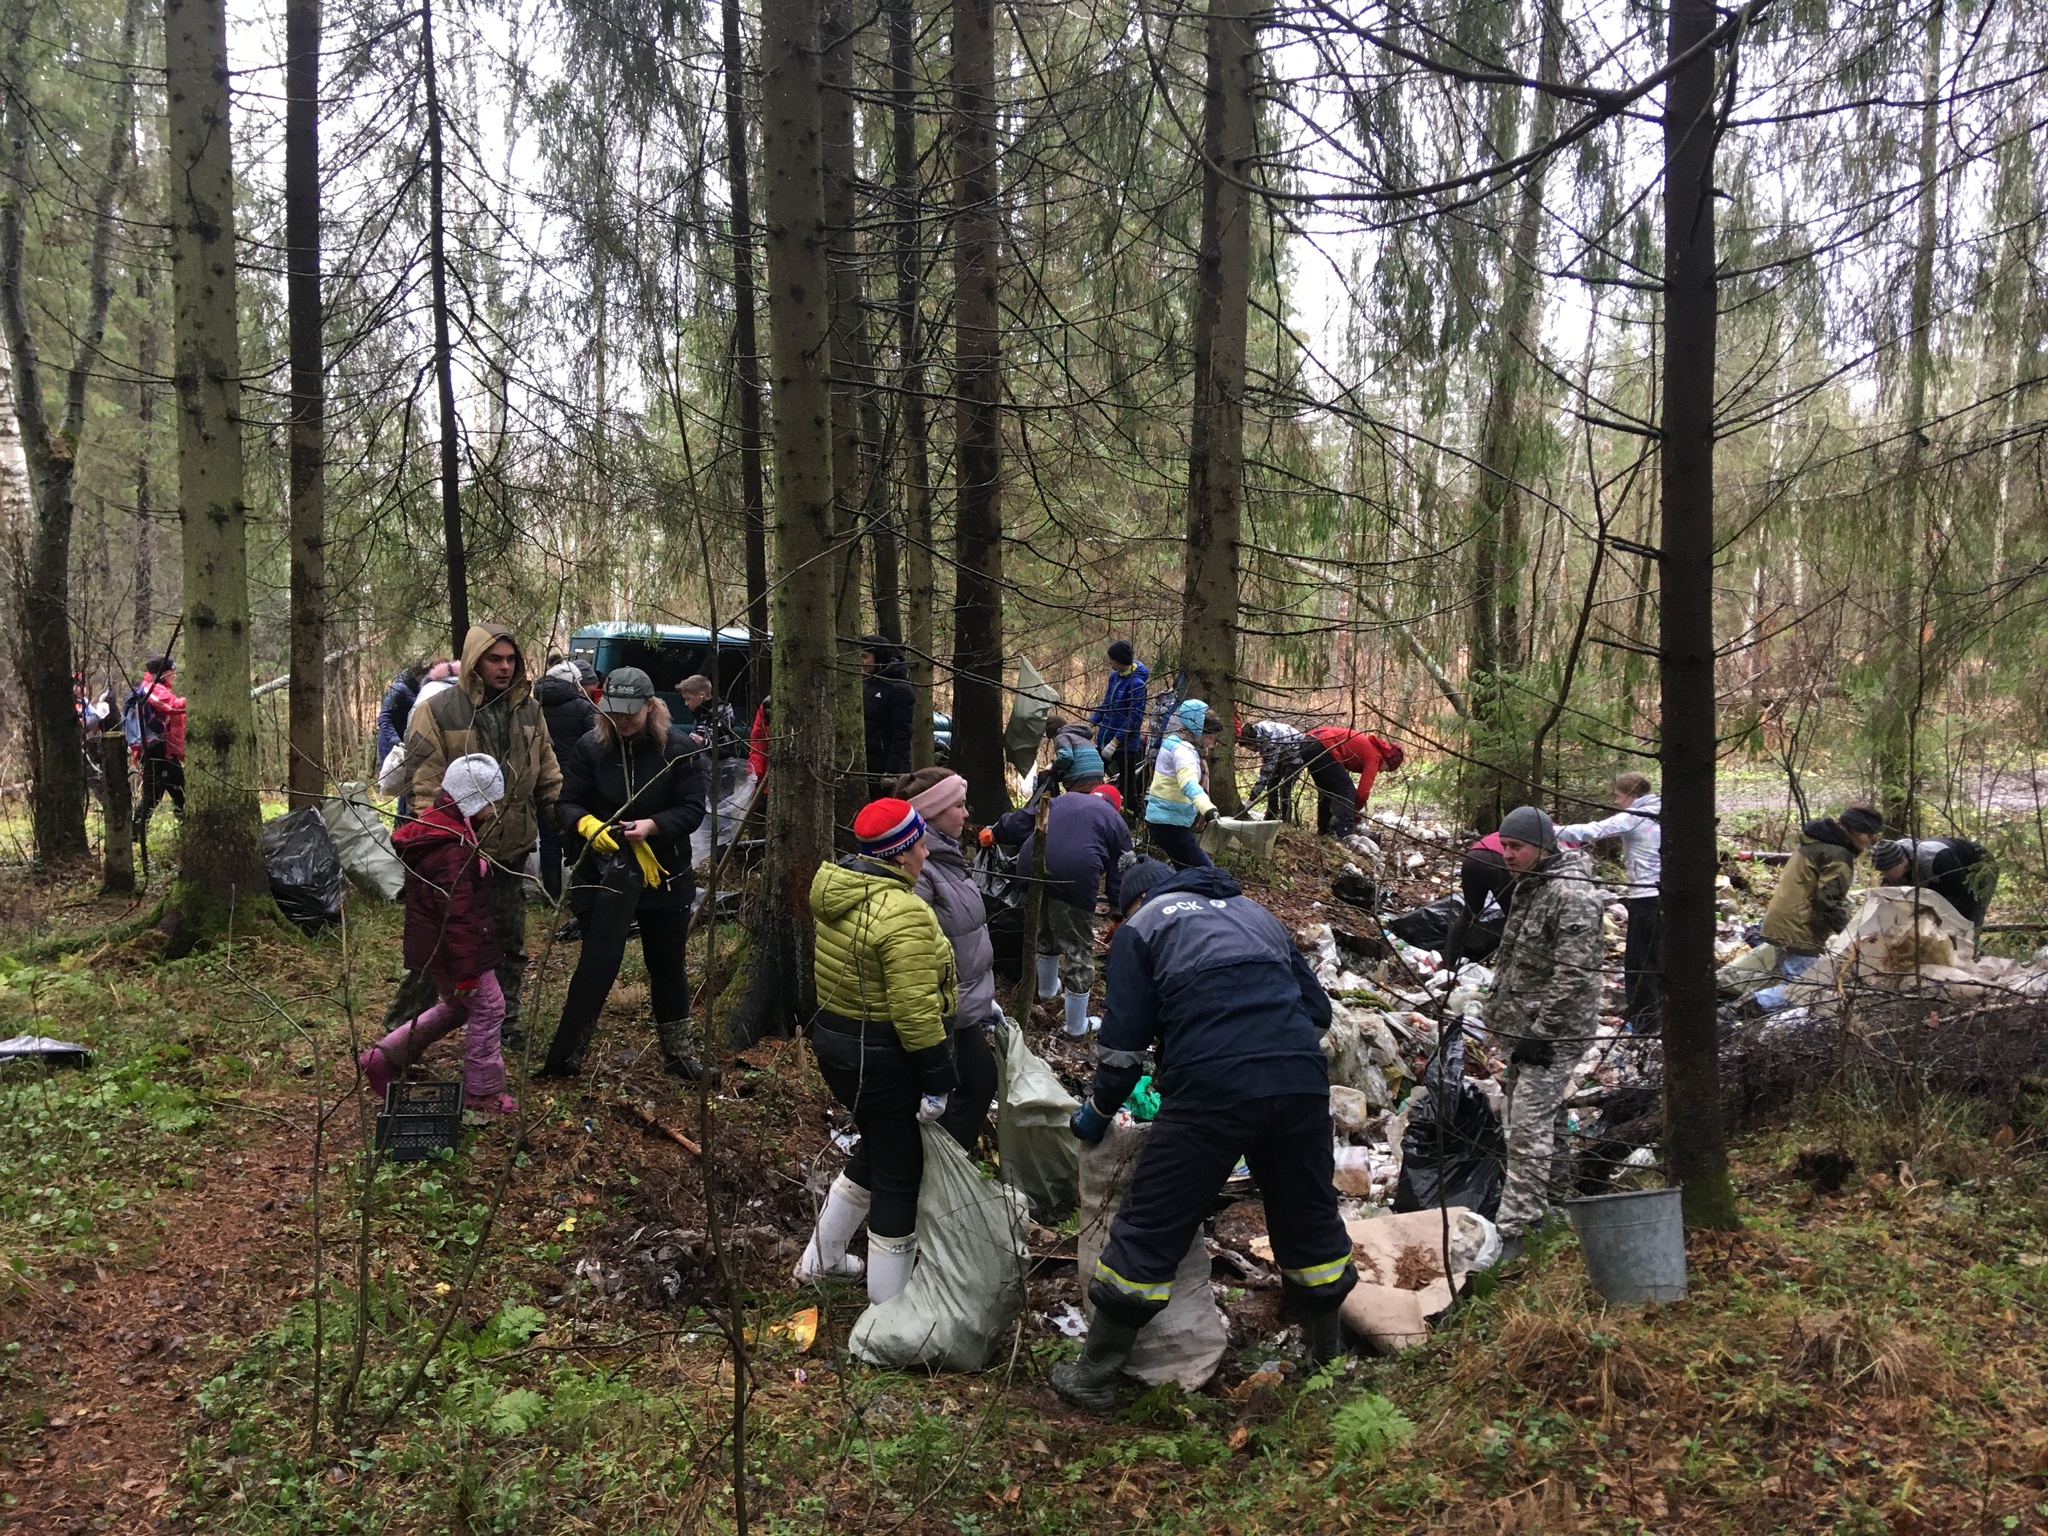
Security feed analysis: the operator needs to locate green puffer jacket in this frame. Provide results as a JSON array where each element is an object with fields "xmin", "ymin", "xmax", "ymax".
[{"xmin": 810, "ymin": 856, "xmax": 958, "ymax": 1052}]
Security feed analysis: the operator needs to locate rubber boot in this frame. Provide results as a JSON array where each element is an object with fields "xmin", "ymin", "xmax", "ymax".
[
  {"xmin": 654, "ymin": 1016, "xmax": 720, "ymax": 1085},
  {"xmin": 795, "ymin": 1174, "xmax": 871, "ymax": 1282},
  {"xmin": 1051, "ymin": 1313, "xmax": 1142, "ymax": 1413},
  {"xmin": 1063, "ymin": 990, "xmax": 1091, "ymax": 1039},
  {"xmin": 866, "ymin": 1232, "xmax": 918, "ymax": 1303},
  {"xmin": 1306, "ymin": 1309, "xmax": 1347, "ymax": 1366},
  {"xmin": 1036, "ymin": 953, "xmax": 1061, "ymax": 1001}
]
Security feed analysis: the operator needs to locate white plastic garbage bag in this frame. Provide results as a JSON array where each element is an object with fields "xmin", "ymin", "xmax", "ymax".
[
  {"xmin": 991, "ymin": 1014, "xmax": 1079, "ymax": 1219},
  {"xmin": 848, "ymin": 1124, "xmax": 1030, "ymax": 1372},
  {"xmin": 1076, "ymin": 1120, "xmax": 1228, "ymax": 1392},
  {"xmin": 320, "ymin": 783, "xmax": 405, "ymax": 902},
  {"xmin": 689, "ymin": 759, "xmax": 759, "ymax": 871}
]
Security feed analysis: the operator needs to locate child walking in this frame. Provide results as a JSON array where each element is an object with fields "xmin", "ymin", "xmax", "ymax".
[{"xmin": 360, "ymin": 753, "xmax": 519, "ymax": 1114}]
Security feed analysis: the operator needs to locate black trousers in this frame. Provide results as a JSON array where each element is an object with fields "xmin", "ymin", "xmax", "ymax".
[
  {"xmin": 1622, "ymin": 895, "xmax": 1661, "ymax": 1028},
  {"xmin": 538, "ymin": 816, "xmax": 565, "ymax": 903},
  {"xmin": 1147, "ymin": 822, "xmax": 1213, "ymax": 870},
  {"xmin": 134, "ymin": 748, "xmax": 185, "ymax": 825},
  {"xmin": 1305, "ymin": 750, "xmax": 1356, "ymax": 837},
  {"xmin": 938, "ymin": 1020, "xmax": 998, "ymax": 1153},
  {"xmin": 1091, "ymin": 1095, "xmax": 1357, "ymax": 1328},
  {"xmin": 813, "ymin": 1019, "xmax": 971, "ymax": 1238},
  {"xmin": 542, "ymin": 858, "xmax": 692, "ymax": 1075},
  {"xmin": 1111, "ymin": 737, "xmax": 1143, "ymax": 814}
]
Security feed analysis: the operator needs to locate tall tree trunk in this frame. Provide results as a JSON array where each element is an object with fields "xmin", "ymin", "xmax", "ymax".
[
  {"xmin": 733, "ymin": 0, "xmax": 837, "ymax": 1044},
  {"xmin": 857, "ymin": 325, "xmax": 900, "ymax": 645},
  {"xmin": 1870, "ymin": 0, "xmax": 1944, "ymax": 832},
  {"xmin": 1460, "ymin": 0, "xmax": 1562, "ymax": 828},
  {"xmin": 1180, "ymin": 0, "xmax": 1259, "ymax": 817},
  {"xmin": 951, "ymin": 0, "xmax": 1005, "ymax": 823},
  {"xmin": 285, "ymin": 0, "xmax": 325, "ymax": 805},
  {"xmin": 720, "ymin": 0, "xmax": 770, "ymax": 704},
  {"xmin": 1659, "ymin": 0, "xmax": 1737, "ymax": 1230},
  {"xmin": 0, "ymin": 0, "xmax": 141, "ymax": 863},
  {"xmin": 889, "ymin": 0, "xmax": 935, "ymax": 768},
  {"xmin": 163, "ymin": 0, "xmax": 269, "ymax": 944},
  {"xmin": 423, "ymin": 0, "xmax": 467, "ymax": 651},
  {"xmin": 134, "ymin": 276, "xmax": 156, "ymax": 654},
  {"xmin": 820, "ymin": 0, "xmax": 867, "ymax": 822}
]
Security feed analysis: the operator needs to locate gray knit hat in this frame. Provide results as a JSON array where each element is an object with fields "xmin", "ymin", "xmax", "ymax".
[
  {"xmin": 1870, "ymin": 839, "xmax": 1909, "ymax": 875},
  {"xmin": 1498, "ymin": 805, "xmax": 1558, "ymax": 851}
]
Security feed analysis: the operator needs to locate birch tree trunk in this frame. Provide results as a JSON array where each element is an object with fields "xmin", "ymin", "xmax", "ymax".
[
  {"xmin": 1659, "ymin": 0, "xmax": 1737, "ymax": 1229},
  {"xmin": 163, "ymin": 0, "xmax": 270, "ymax": 943},
  {"xmin": 733, "ymin": 0, "xmax": 837, "ymax": 1043},
  {"xmin": 1180, "ymin": 0, "xmax": 1259, "ymax": 817}
]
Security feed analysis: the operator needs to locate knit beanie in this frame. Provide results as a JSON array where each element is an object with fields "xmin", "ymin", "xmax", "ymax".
[
  {"xmin": 442, "ymin": 753, "xmax": 506, "ymax": 818},
  {"xmin": 854, "ymin": 797, "xmax": 926, "ymax": 859},
  {"xmin": 1107, "ymin": 639, "xmax": 1134, "ymax": 667},
  {"xmin": 1839, "ymin": 807, "xmax": 1885, "ymax": 836},
  {"xmin": 1498, "ymin": 805, "xmax": 1557, "ymax": 851},
  {"xmin": 1118, "ymin": 855, "xmax": 1177, "ymax": 914},
  {"xmin": 1176, "ymin": 698, "xmax": 1209, "ymax": 738},
  {"xmin": 1870, "ymin": 839, "xmax": 1909, "ymax": 874}
]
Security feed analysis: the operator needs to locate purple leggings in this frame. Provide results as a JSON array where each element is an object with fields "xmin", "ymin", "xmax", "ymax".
[{"xmin": 369, "ymin": 973, "xmax": 507, "ymax": 1099}]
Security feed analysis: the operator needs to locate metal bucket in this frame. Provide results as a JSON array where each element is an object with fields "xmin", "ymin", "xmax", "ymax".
[{"xmin": 1561, "ymin": 1186, "xmax": 1687, "ymax": 1304}]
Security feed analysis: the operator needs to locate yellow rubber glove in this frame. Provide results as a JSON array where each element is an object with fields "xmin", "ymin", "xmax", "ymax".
[
  {"xmin": 631, "ymin": 838, "xmax": 666, "ymax": 888},
  {"xmin": 576, "ymin": 814, "xmax": 620, "ymax": 854}
]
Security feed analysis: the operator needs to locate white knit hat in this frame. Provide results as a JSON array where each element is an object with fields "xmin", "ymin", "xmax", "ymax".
[{"xmin": 442, "ymin": 753, "xmax": 505, "ymax": 818}]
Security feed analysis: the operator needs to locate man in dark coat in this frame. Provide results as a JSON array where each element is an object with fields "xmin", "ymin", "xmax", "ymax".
[
  {"xmin": 860, "ymin": 636, "xmax": 914, "ymax": 791},
  {"xmin": 1053, "ymin": 859, "xmax": 1357, "ymax": 1411},
  {"xmin": 1870, "ymin": 836, "xmax": 1998, "ymax": 927},
  {"xmin": 541, "ymin": 666, "xmax": 711, "ymax": 1081}
]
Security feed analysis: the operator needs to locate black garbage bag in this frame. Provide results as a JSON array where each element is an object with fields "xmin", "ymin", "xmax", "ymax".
[
  {"xmin": 263, "ymin": 807, "xmax": 345, "ymax": 934},
  {"xmin": 987, "ymin": 900, "xmax": 1026, "ymax": 985},
  {"xmin": 1385, "ymin": 894, "xmax": 1502, "ymax": 960},
  {"xmin": 1392, "ymin": 1079, "xmax": 1505, "ymax": 1219}
]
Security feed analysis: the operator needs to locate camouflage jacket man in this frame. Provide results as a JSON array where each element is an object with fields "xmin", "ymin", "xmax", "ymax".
[{"xmin": 1482, "ymin": 847, "xmax": 1604, "ymax": 1052}]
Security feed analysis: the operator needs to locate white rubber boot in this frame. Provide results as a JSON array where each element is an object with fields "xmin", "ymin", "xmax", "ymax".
[
  {"xmin": 866, "ymin": 1231, "xmax": 918, "ymax": 1303},
  {"xmin": 1036, "ymin": 953, "xmax": 1061, "ymax": 1001},
  {"xmin": 1063, "ymin": 990, "xmax": 1091, "ymax": 1038},
  {"xmin": 794, "ymin": 1174, "xmax": 871, "ymax": 1282}
]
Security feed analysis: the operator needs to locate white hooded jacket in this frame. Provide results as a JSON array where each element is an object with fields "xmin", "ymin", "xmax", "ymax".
[{"xmin": 1556, "ymin": 791, "xmax": 1661, "ymax": 899}]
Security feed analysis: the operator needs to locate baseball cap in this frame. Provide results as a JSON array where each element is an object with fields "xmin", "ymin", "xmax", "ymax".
[{"xmin": 599, "ymin": 666, "xmax": 656, "ymax": 714}]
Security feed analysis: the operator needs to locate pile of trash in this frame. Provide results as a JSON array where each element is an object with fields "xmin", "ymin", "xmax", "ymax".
[{"xmin": 1721, "ymin": 887, "xmax": 2048, "ymax": 1020}]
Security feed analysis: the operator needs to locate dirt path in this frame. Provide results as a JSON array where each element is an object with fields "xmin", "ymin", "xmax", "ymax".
[{"xmin": 0, "ymin": 1114, "xmax": 319, "ymax": 1534}]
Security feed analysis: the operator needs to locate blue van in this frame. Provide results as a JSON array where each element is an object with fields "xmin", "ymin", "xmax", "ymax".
[{"xmin": 565, "ymin": 621, "xmax": 951, "ymax": 760}]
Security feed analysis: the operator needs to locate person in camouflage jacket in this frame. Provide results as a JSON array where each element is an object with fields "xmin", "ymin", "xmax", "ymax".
[{"xmin": 1481, "ymin": 806, "xmax": 1606, "ymax": 1245}]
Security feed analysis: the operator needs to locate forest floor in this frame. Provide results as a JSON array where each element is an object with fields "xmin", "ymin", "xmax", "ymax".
[{"xmin": 1, "ymin": 812, "xmax": 2046, "ymax": 1533}]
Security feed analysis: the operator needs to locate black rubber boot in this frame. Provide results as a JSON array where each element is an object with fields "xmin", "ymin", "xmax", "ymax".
[
  {"xmin": 1307, "ymin": 1309, "xmax": 1347, "ymax": 1365},
  {"xmin": 655, "ymin": 1017, "xmax": 720, "ymax": 1085},
  {"xmin": 1051, "ymin": 1314, "xmax": 1141, "ymax": 1413}
]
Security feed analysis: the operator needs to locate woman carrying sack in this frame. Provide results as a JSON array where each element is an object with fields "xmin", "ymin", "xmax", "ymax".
[
  {"xmin": 538, "ymin": 666, "xmax": 712, "ymax": 1082},
  {"xmin": 894, "ymin": 768, "xmax": 1000, "ymax": 1151},
  {"xmin": 796, "ymin": 799, "xmax": 959, "ymax": 1300}
]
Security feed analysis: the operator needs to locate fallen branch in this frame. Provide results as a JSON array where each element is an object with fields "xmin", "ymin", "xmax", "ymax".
[{"xmin": 615, "ymin": 1095, "xmax": 703, "ymax": 1156}]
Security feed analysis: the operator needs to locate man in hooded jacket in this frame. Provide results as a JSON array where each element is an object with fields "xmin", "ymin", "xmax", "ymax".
[
  {"xmin": 860, "ymin": 636, "xmax": 914, "ymax": 790},
  {"xmin": 1760, "ymin": 806, "xmax": 1883, "ymax": 961},
  {"xmin": 388, "ymin": 623, "xmax": 563, "ymax": 1046}
]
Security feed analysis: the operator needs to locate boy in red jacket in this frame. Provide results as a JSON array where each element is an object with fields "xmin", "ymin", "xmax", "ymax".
[
  {"xmin": 1304, "ymin": 727, "xmax": 1406, "ymax": 836},
  {"xmin": 360, "ymin": 754, "xmax": 518, "ymax": 1114}
]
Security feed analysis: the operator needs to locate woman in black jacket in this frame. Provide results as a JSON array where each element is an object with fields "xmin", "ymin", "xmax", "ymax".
[
  {"xmin": 534, "ymin": 663, "xmax": 599, "ymax": 903},
  {"xmin": 539, "ymin": 666, "xmax": 712, "ymax": 1081}
]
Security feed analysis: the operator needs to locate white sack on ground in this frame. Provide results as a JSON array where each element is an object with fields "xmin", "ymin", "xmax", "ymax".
[
  {"xmin": 991, "ymin": 1014, "xmax": 1079, "ymax": 1220},
  {"xmin": 321, "ymin": 783, "xmax": 405, "ymax": 902},
  {"xmin": 1076, "ymin": 1120, "xmax": 1228, "ymax": 1392}
]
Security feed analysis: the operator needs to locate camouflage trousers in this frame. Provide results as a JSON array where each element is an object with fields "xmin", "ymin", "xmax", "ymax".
[
  {"xmin": 1496, "ymin": 1054, "xmax": 1579, "ymax": 1240},
  {"xmin": 1037, "ymin": 899, "xmax": 1099, "ymax": 995}
]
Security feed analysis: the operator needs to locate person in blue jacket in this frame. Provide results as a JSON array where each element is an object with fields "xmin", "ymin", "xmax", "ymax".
[
  {"xmin": 376, "ymin": 661, "xmax": 430, "ymax": 767},
  {"xmin": 1053, "ymin": 858, "xmax": 1358, "ymax": 1411},
  {"xmin": 1090, "ymin": 640, "xmax": 1148, "ymax": 808}
]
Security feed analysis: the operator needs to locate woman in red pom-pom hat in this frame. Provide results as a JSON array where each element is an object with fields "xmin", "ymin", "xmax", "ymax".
[{"xmin": 795, "ymin": 797, "xmax": 960, "ymax": 1303}]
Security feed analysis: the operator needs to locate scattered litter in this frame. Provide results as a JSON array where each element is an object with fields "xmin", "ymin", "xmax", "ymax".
[
  {"xmin": 1048, "ymin": 1303, "xmax": 1088, "ymax": 1337},
  {"xmin": 0, "ymin": 1035, "xmax": 92, "ymax": 1068},
  {"xmin": 765, "ymin": 1306, "xmax": 819, "ymax": 1353}
]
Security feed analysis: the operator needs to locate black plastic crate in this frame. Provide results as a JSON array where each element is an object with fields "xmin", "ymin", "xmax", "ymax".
[{"xmin": 375, "ymin": 1080, "xmax": 465, "ymax": 1160}]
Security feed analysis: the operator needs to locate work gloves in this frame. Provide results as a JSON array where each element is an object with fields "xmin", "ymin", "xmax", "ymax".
[
  {"xmin": 1069, "ymin": 1101, "xmax": 1110, "ymax": 1144},
  {"xmin": 576, "ymin": 815, "xmax": 620, "ymax": 854},
  {"xmin": 917, "ymin": 1093, "xmax": 949, "ymax": 1125}
]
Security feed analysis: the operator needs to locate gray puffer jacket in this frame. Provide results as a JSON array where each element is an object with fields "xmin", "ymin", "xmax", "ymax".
[{"xmin": 915, "ymin": 829, "xmax": 997, "ymax": 1027}]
